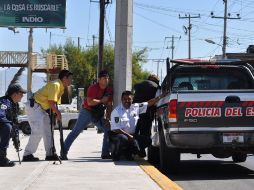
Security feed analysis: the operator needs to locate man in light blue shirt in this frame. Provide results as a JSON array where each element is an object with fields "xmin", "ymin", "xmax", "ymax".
[{"xmin": 110, "ymin": 90, "xmax": 164, "ymax": 161}]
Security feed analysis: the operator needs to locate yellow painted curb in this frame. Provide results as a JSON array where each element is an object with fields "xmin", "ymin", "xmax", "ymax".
[{"xmin": 137, "ymin": 160, "xmax": 183, "ymax": 190}]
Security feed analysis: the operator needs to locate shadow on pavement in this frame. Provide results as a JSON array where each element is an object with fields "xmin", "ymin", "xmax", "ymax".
[
  {"xmin": 68, "ymin": 156, "xmax": 139, "ymax": 166},
  {"xmin": 169, "ymin": 160, "xmax": 254, "ymax": 181}
]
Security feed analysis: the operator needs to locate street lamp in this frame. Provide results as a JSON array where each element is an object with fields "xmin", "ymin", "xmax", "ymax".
[
  {"xmin": 205, "ymin": 39, "xmax": 225, "ymax": 59},
  {"xmin": 205, "ymin": 39, "xmax": 217, "ymax": 45},
  {"xmin": 8, "ymin": 26, "xmax": 19, "ymax": 34}
]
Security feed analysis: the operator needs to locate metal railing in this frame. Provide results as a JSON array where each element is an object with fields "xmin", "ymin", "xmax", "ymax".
[{"xmin": 0, "ymin": 51, "xmax": 28, "ymax": 66}]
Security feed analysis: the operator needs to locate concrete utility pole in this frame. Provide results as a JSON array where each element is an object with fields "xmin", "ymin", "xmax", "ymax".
[
  {"xmin": 152, "ymin": 59, "xmax": 164, "ymax": 78},
  {"xmin": 179, "ymin": 14, "xmax": 200, "ymax": 59},
  {"xmin": 114, "ymin": 0, "xmax": 133, "ymax": 105},
  {"xmin": 27, "ymin": 28, "xmax": 33, "ymax": 100},
  {"xmin": 78, "ymin": 37, "xmax": 80, "ymax": 50},
  {"xmin": 211, "ymin": 0, "xmax": 240, "ymax": 59},
  {"xmin": 165, "ymin": 35, "xmax": 181, "ymax": 60}
]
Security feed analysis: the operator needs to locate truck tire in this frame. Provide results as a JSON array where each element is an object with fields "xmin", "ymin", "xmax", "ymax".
[
  {"xmin": 232, "ymin": 153, "xmax": 247, "ymax": 163},
  {"xmin": 68, "ymin": 120, "xmax": 76, "ymax": 130},
  {"xmin": 159, "ymin": 129, "xmax": 180, "ymax": 174},
  {"xmin": 147, "ymin": 145, "xmax": 160, "ymax": 165},
  {"xmin": 21, "ymin": 122, "xmax": 31, "ymax": 135}
]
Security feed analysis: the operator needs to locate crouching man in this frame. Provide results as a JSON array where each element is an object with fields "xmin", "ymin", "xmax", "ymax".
[
  {"xmin": 0, "ymin": 84, "xmax": 26, "ymax": 167},
  {"xmin": 109, "ymin": 90, "xmax": 164, "ymax": 161}
]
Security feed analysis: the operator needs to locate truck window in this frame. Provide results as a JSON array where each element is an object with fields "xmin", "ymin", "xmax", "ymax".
[{"xmin": 171, "ymin": 66, "xmax": 254, "ymax": 91}]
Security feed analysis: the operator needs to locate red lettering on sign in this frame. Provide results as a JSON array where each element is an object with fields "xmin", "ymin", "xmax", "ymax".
[
  {"xmin": 246, "ymin": 107, "xmax": 254, "ymax": 116},
  {"xmin": 225, "ymin": 107, "xmax": 242, "ymax": 117},
  {"xmin": 185, "ymin": 108, "xmax": 221, "ymax": 117}
]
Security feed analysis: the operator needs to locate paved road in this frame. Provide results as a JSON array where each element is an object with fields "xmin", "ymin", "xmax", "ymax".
[
  {"xmin": 167, "ymin": 154, "xmax": 254, "ymax": 190},
  {"xmin": 0, "ymin": 128, "xmax": 161, "ymax": 190}
]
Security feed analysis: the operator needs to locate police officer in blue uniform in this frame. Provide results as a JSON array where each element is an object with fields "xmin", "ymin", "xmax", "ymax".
[
  {"xmin": 110, "ymin": 90, "xmax": 164, "ymax": 161},
  {"xmin": 0, "ymin": 84, "xmax": 26, "ymax": 167}
]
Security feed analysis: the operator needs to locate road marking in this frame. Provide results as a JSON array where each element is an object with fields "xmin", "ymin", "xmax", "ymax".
[
  {"xmin": 13, "ymin": 162, "xmax": 50, "ymax": 190},
  {"xmin": 138, "ymin": 160, "xmax": 183, "ymax": 190}
]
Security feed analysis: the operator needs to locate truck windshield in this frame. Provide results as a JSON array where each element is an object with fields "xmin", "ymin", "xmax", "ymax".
[{"xmin": 172, "ymin": 66, "xmax": 254, "ymax": 90}]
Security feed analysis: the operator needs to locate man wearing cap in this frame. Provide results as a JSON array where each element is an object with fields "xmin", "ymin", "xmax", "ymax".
[
  {"xmin": 22, "ymin": 70, "xmax": 73, "ymax": 161},
  {"xmin": 0, "ymin": 84, "xmax": 26, "ymax": 167},
  {"xmin": 62, "ymin": 70, "xmax": 113, "ymax": 160}
]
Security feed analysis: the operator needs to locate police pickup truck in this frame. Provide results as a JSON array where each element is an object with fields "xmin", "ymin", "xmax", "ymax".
[{"xmin": 149, "ymin": 58, "xmax": 254, "ymax": 173}]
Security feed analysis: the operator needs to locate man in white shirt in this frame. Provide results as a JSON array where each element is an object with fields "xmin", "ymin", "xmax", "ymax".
[{"xmin": 110, "ymin": 90, "xmax": 164, "ymax": 161}]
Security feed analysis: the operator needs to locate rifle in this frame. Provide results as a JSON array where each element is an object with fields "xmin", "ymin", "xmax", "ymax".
[
  {"xmin": 11, "ymin": 124, "xmax": 21, "ymax": 164},
  {"xmin": 58, "ymin": 120, "xmax": 65, "ymax": 159},
  {"xmin": 49, "ymin": 110, "xmax": 62, "ymax": 164}
]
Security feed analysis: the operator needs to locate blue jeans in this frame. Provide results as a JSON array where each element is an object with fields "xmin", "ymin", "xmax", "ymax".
[
  {"xmin": 64, "ymin": 108, "xmax": 110, "ymax": 156},
  {"xmin": 0, "ymin": 122, "xmax": 12, "ymax": 150}
]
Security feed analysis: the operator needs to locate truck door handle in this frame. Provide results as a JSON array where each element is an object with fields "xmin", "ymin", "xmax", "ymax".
[{"xmin": 225, "ymin": 96, "xmax": 240, "ymax": 103}]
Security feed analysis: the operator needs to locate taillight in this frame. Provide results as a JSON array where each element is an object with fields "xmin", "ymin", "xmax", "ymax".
[{"xmin": 168, "ymin": 99, "xmax": 177, "ymax": 122}]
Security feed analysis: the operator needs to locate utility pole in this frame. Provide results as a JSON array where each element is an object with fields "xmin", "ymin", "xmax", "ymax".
[
  {"xmin": 179, "ymin": 14, "xmax": 200, "ymax": 59},
  {"xmin": 27, "ymin": 28, "xmax": 33, "ymax": 100},
  {"xmin": 78, "ymin": 37, "xmax": 80, "ymax": 50},
  {"xmin": 114, "ymin": 0, "xmax": 133, "ymax": 105},
  {"xmin": 98, "ymin": 0, "xmax": 105, "ymax": 72},
  {"xmin": 92, "ymin": 35, "xmax": 96, "ymax": 48},
  {"xmin": 152, "ymin": 59, "xmax": 164, "ymax": 77},
  {"xmin": 211, "ymin": 0, "xmax": 240, "ymax": 59},
  {"xmin": 165, "ymin": 35, "xmax": 181, "ymax": 60},
  {"xmin": 91, "ymin": 0, "xmax": 112, "ymax": 76}
]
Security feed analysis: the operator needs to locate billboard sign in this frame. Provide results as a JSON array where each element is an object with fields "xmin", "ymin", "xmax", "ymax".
[{"xmin": 0, "ymin": 0, "xmax": 66, "ymax": 28}]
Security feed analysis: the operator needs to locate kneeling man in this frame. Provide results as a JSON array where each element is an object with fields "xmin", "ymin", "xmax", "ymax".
[{"xmin": 110, "ymin": 90, "xmax": 164, "ymax": 161}]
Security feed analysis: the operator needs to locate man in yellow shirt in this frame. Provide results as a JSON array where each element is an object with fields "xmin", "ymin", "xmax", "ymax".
[{"xmin": 23, "ymin": 70, "xmax": 73, "ymax": 161}]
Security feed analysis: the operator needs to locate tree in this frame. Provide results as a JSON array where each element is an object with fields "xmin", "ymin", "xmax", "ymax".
[{"xmin": 43, "ymin": 40, "xmax": 151, "ymax": 96}]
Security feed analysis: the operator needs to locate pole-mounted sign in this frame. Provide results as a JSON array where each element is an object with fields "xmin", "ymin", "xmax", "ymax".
[{"xmin": 0, "ymin": 0, "xmax": 66, "ymax": 28}]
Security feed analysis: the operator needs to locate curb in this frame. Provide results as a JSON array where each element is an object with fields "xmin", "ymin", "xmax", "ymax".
[{"xmin": 137, "ymin": 160, "xmax": 183, "ymax": 190}]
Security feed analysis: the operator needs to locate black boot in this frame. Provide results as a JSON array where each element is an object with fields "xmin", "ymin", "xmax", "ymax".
[{"xmin": 0, "ymin": 149, "xmax": 15, "ymax": 167}]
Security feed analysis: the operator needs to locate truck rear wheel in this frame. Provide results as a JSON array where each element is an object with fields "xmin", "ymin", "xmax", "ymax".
[
  {"xmin": 68, "ymin": 120, "xmax": 76, "ymax": 130},
  {"xmin": 147, "ymin": 145, "xmax": 160, "ymax": 165},
  {"xmin": 232, "ymin": 153, "xmax": 247, "ymax": 163},
  {"xmin": 159, "ymin": 129, "xmax": 180, "ymax": 174}
]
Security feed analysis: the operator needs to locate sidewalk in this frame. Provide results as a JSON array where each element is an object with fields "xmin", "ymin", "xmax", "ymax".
[{"xmin": 0, "ymin": 128, "xmax": 161, "ymax": 190}]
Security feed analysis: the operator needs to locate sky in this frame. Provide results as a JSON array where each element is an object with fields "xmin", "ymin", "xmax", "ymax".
[{"xmin": 1, "ymin": 0, "xmax": 254, "ymax": 83}]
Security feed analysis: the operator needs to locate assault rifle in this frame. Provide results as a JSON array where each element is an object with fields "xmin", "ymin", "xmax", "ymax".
[{"xmin": 11, "ymin": 124, "xmax": 21, "ymax": 164}]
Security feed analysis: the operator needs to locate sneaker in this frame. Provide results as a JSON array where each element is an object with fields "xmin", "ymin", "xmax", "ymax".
[
  {"xmin": 60, "ymin": 153, "xmax": 68, "ymax": 160},
  {"xmin": 0, "ymin": 158, "xmax": 15, "ymax": 167},
  {"xmin": 137, "ymin": 149, "xmax": 146, "ymax": 158},
  {"xmin": 23, "ymin": 154, "xmax": 39, "ymax": 162},
  {"xmin": 45, "ymin": 154, "xmax": 60, "ymax": 161},
  {"xmin": 101, "ymin": 154, "xmax": 112, "ymax": 159}
]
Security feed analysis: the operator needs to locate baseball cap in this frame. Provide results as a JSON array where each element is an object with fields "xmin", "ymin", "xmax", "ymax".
[
  {"xmin": 148, "ymin": 74, "xmax": 160, "ymax": 84},
  {"xmin": 98, "ymin": 70, "xmax": 109, "ymax": 78},
  {"xmin": 7, "ymin": 84, "xmax": 27, "ymax": 95},
  {"xmin": 58, "ymin": 69, "xmax": 73, "ymax": 79}
]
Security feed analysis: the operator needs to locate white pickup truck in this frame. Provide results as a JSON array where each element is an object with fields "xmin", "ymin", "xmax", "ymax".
[
  {"xmin": 149, "ymin": 58, "xmax": 254, "ymax": 173},
  {"xmin": 17, "ymin": 111, "xmax": 79, "ymax": 135}
]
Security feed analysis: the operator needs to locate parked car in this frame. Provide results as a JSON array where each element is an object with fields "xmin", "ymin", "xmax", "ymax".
[{"xmin": 17, "ymin": 111, "xmax": 79, "ymax": 135}]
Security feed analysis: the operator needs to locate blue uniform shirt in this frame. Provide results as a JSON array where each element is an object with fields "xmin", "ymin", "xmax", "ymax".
[
  {"xmin": 110, "ymin": 102, "xmax": 148, "ymax": 134},
  {"xmin": 0, "ymin": 96, "xmax": 17, "ymax": 123}
]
